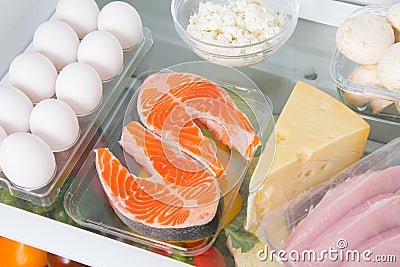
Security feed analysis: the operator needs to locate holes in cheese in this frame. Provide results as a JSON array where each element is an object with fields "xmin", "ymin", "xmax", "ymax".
[{"xmin": 246, "ymin": 81, "xmax": 370, "ymax": 230}]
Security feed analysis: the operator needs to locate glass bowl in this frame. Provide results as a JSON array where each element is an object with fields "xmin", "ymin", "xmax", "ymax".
[
  {"xmin": 171, "ymin": 0, "xmax": 300, "ymax": 67},
  {"xmin": 329, "ymin": 6, "xmax": 400, "ymax": 126}
]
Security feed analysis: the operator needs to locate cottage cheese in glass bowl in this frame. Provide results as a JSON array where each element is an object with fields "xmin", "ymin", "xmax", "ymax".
[{"xmin": 171, "ymin": 0, "xmax": 300, "ymax": 67}]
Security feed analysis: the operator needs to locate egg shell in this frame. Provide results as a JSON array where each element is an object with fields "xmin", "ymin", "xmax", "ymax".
[
  {"xmin": 78, "ymin": 30, "xmax": 123, "ymax": 81},
  {"xmin": 0, "ymin": 85, "xmax": 33, "ymax": 134},
  {"xmin": 56, "ymin": 62, "xmax": 103, "ymax": 115},
  {"xmin": 0, "ymin": 132, "xmax": 56, "ymax": 190},
  {"xmin": 30, "ymin": 99, "xmax": 80, "ymax": 151},
  {"xmin": 98, "ymin": 1, "xmax": 142, "ymax": 49},
  {"xmin": 9, "ymin": 52, "xmax": 57, "ymax": 103},
  {"xmin": 56, "ymin": 0, "xmax": 100, "ymax": 39},
  {"xmin": 33, "ymin": 20, "xmax": 79, "ymax": 71}
]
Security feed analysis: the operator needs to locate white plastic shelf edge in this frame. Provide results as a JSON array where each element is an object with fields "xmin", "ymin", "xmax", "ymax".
[{"xmin": 0, "ymin": 203, "xmax": 190, "ymax": 267}]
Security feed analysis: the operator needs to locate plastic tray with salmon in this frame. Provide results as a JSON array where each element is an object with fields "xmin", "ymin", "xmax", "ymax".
[
  {"xmin": 0, "ymin": 28, "xmax": 153, "ymax": 206},
  {"xmin": 260, "ymin": 137, "xmax": 400, "ymax": 266},
  {"xmin": 64, "ymin": 61, "xmax": 275, "ymax": 256}
]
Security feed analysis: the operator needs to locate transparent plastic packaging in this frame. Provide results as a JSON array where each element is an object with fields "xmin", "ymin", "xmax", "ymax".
[
  {"xmin": 0, "ymin": 28, "xmax": 153, "ymax": 206},
  {"xmin": 171, "ymin": 0, "xmax": 300, "ymax": 67},
  {"xmin": 64, "ymin": 61, "xmax": 275, "ymax": 256},
  {"xmin": 330, "ymin": 6, "xmax": 400, "ymax": 126},
  {"xmin": 261, "ymin": 137, "xmax": 400, "ymax": 266}
]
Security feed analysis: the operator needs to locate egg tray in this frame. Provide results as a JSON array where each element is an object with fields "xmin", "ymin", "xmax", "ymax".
[{"xmin": 0, "ymin": 28, "xmax": 153, "ymax": 206}]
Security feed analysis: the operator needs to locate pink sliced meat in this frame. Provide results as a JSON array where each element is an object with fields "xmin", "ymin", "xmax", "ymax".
[
  {"xmin": 357, "ymin": 227, "xmax": 400, "ymax": 253},
  {"xmin": 310, "ymin": 195, "xmax": 400, "ymax": 259},
  {"xmin": 285, "ymin": 166, "xmax": 400, "ymax": 252},
  {"xmin": 347, "ymin": 228, "xmax": 400, "ymax": 267}
]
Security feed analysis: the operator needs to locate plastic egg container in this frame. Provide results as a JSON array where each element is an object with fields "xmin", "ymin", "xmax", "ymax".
[{"xmin": 0, "ymin": 0, "xmax": 153, "ymax": 205}]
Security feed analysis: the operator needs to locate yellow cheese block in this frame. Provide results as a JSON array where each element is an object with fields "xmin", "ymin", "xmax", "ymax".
[{"xmin": 246, "ymin": 81, "xmax": 370, "ymax": 230}]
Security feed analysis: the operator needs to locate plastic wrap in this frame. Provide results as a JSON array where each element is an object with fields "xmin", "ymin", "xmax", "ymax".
[{"xmin": 261, "ymin": 137, "xmax": 400, "ymax": 266}]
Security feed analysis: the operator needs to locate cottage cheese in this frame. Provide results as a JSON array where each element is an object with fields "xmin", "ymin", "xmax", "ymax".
[{"xmin": 187, "ymin": 0, "xmax": 285, "ymax": 48}]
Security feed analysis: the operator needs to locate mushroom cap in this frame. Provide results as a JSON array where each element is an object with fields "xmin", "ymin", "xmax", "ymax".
[
  {"xmin": 336, "ymin": 13, "xmax": 394, "ymax": 65},
  {"xmin": 349, "ymin": 64, "xmax": 382, "ymax": 87},
  {"xmin": 347, "ymin": 64, "xmax": 394, "ymax": 113},
  {"xmin": 387, "ymin": 2, "xmax": 400, "ymax": 30},
  {"xmin": 395, "ymin": 101, "xmax": 400, "ymax": 113},
  {"xmin": 378, "ymin": 42, "xmax": 400, "ymax": 91},
  {"xmin": 345, "ymin": 64, "xmax": 381, "ymax": 106},
  {"xmin": 369, "ymin": 98, "xmax": 393, "ymax": 114}
]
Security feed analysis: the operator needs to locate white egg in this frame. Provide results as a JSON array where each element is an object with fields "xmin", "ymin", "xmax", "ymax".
[
  {"xmin": 33, "ymin": 20, "xmax": 79, "ymax": 71},
  {"xmin": 56, "ymin": 0, "xmax": 100, "ymax": 39},
  {"xmin": 78, "ymin": 30, "xmax": 123, "ymax": 81},
  {"xmin": 9, "ymin": 52, "xmax": 57, "ymax": 103},
  {"xmin": 0, "ymin": 85, "xmax": 33, "ymax": 134},
  {"xmin": 0, "ymin": 132, "xmax": 56, "ymax": 190},
  {"xmin": 98, "ymin": 1, "xmax": 142, "ymax": 49},
  {"xmin": 30, "ymin": 99, "xmax": 80, "ymax": 151},
  {"xmin": 56, "ymin": 62, "xmax": 102, "ymax": 115}
]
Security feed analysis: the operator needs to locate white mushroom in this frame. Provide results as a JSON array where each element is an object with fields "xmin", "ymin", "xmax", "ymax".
[
  {"xmin": 346, "ymin": 65, "xmax": 375, "ymax": 106},
  {"xmin": 378, "ymin": 42, "xmax": 400, "ymax": 91},
  {"xmin": 387, "ymin": 2, "xmax": 400, "ymax": 42},
  {"xmin": 369, "ymin": 98, "xmax": 393, "ymax": 114},
  {"xmin": 336, "ymin": 14, "xmax": 394, "ymax": 65},
  {"xmin": 347, "ymin": 64, "xmax": 393, "ymax": 114}
]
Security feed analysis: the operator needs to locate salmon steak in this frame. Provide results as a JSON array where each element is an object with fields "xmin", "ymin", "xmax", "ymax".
[
  {"xmin": 137, "ymin": 72, "xmax": 260, "ymax": 176},
  {"xmin": 95, "ymin": 122, "xmax": 222, "ymax": 240}
]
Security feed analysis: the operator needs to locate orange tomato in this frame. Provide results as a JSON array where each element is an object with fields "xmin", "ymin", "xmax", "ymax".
[
  {"xmin": 47, "ymin": 253, "xmax": 88, "ymax": 267},
  {"xmin": 0, "ymin": 236, "xmax": 47, "ymax": 267}
]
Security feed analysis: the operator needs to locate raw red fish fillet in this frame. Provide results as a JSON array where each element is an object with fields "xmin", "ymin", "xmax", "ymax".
[
  {"xmin": 285, "ymin": 166, "xmax": 400, "ymax": 252},
  {"xmin": 95, "ymin": 122, "xmax": 220, "ymax": 230},
  {"xmin": 120, "ymin": 121, "xmax": 221, "ymax": 206},
  {"xmin": 137, "ymin": 72, "xmax": 260, "ymax": 176}
]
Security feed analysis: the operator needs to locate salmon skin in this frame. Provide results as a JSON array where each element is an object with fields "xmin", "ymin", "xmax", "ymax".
[
  {"xmin": 94, "ymin": 122, "xmax": 223, "ymax": 240},
  {"xmin": 137, "ymin": 72, "xmax": 260, "ymax": 177}
]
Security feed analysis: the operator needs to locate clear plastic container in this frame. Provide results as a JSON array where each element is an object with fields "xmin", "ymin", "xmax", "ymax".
[
  {"xmin": 0, "ymin": 28, "xmax": 153, "ymax": 206},
  {"xmin": 64, "ymin": 61, "xmax": 275, "ymax": 256},
  {"xmin": 171, "ymin": 0, "xmax": 300, "ymax": 67},
  {"xmin": 260, "ymin": 137, "xmax": 400, "ymax": 265},
  {"xmin": 330, "ymin": 6, "xmax": 400, "ymax": 126}
]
